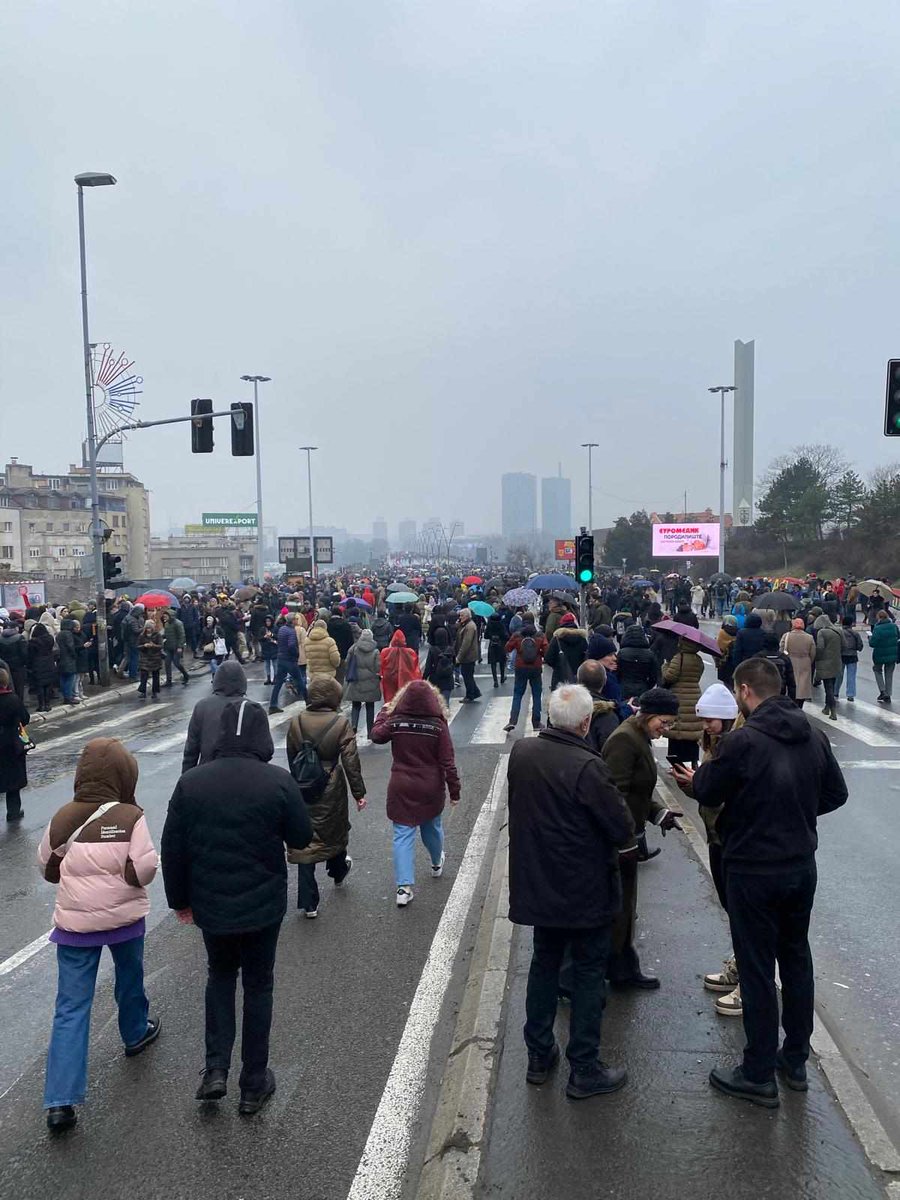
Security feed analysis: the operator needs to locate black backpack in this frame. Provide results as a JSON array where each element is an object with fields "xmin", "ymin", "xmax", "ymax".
[
  {"xmin": 519, "ymin": 634, "xmax": 539, "ymax": 665},
  {"xmin": 289, "ymin": 713, "xmax": 342, "ymax": 801}
]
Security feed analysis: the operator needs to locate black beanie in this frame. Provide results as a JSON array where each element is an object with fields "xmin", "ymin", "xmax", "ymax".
[{"xmin": 638, "ymin": 687, "xmax": 679, "ymax": 717}]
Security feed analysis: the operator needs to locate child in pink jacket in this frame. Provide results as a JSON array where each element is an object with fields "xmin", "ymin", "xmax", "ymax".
[{"xmin": 38, "ymin": 737, "xmax": 160, "ymax": 1133}]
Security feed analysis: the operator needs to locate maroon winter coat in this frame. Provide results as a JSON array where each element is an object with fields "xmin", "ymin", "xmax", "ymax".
[{"xmin": 370, "ymin": 681, "xmax": 461, "ymax": 825}]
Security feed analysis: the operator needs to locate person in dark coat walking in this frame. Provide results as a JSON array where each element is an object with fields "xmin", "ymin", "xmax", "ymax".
[
  {"xmin": 544, "ymin": 614, "xmax": 588, "ymax": 689},
  {"xmin": 483, "ymin": 608, "xmax": 509, "ymax": 686},
  {"xmin": 616, "ymin": 624, "xmax": 659, "ymax": 700},
  {"xmin": 690, "ymin": 657, "xmax": 848, "ymax": 1108},
  {"xmin": 286, "ymin": 677, "xmax": 367, "ymax": 916},
  {"xmin": 0, "ymin": 666, "xmax": 29, "ymax": 820},
  {"xmin": 326, "ymin": 607, "xmax": 355, "ymax": 684},
  {"xmin": 56, "ymin": 618, "xmax": 80, "ymax": 705},
  {"xmin": 731, "ymin": 611, "xmax": 766, "ymax": 667},
  {"xmin": 161, "ymin": 700, "xmax": 312, "ymax": 1113},
  {"xmin": 507, "ymin": 683, "xmax": 635, "ymax": 1100},
  {"xmin": 371, "ymin": 680, "xmax": 460, "ymax": 907},
  {"xmin": 182, "ymin": 661, "xmax": 272, "ymax": 773},
  {"xmin": 27, "ymin": 621, "xmax": 57, "ymax": 712},
  {"xmin": 395, "ymin": 605, "xmax": 423, "ymax": 653},
  {"xmin": 576, "ymin": 660, "xmax": 620, "ymax": 752},
  {"xmin": 370, "ymin": 609, "xmax": 394, "ymax": 651},
  {"xmin": 258, "ymin": 616, "xmax": 278, "ymax": 684},
  {"xmin": 422, "ymin": 627, "xmax": 456, "ymax": 705},
  {"xmin": 0, "ymin": 620, "xmax": 29, "ymax": 701},
  {"xmin": 137, "ymin": 620, "xmax": 163, "ymax": 699}
]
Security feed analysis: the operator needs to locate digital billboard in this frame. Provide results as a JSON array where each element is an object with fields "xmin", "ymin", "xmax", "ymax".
[{"xmin": 651, "ymin": 523, "xmax": 719, "ymax": 558}]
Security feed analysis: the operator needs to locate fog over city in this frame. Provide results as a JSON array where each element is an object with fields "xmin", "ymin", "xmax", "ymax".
[{"xmin": 2, "ymin": 0, "xmax": 899, "ymax": 540}]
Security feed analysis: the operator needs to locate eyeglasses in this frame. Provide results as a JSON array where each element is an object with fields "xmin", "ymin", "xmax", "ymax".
[{"xmin": 656, "ymin": 719, "xmax": 676, "ymax": 731}]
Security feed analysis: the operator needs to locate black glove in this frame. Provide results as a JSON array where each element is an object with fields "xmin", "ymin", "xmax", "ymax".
[{"xmin": 657, "ymin": 809, "xmax": 683, "ymax": 836}]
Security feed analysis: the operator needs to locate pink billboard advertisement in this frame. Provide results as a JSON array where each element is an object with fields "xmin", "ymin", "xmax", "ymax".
[{"xmin": 651, "ymin": 523, "xmax": 720, "ymax": 558}]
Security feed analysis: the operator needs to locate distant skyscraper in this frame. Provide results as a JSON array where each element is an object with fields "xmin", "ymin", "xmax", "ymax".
[
  {"xmin": 398, "ymin": 518, "xmax": 417, "ymax": 550},
  {"xmin": 372, "ymin": 517, "xmax": 388, "ymax": 549},
  {"xmin": 541, "ymin": 473, "xmax": 572, "ymax": 543},
  {"xmin": 501, "ymin": 473, "xmax": 537, "ymax": 541}
]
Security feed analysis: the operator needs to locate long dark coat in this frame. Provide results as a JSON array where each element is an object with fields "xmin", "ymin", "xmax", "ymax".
[{"xmin": 0, "ymin": 690, "xmax": 30, "ymax": 792}]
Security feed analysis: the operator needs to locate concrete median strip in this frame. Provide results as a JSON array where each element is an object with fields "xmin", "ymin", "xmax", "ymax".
[{"xmin": 415, "ymin": 771, "xmax": 511, "ymax": 1200}]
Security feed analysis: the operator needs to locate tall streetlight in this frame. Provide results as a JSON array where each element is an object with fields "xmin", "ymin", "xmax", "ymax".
[
  {"xmin": 299, "ymin": 446, "xmax": 317, "ymax": 578},
  {"xmin": 581, "ymin": 442, "xmax": 598, "ymax": 532},
  {"xmin": 76, "ymin": 171, "xmax": 116, "ymax": 687},
  {"xmin": 708, "ymin": 385, "xmax": 737, "ymax": 573},
  {"xmin": 240, "ymin": 374, "xmax": 271, "ymax": 581}
]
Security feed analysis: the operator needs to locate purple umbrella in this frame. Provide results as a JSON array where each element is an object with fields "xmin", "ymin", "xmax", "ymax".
[
  {"xmin": 651, "ymin": 619, "xmax": 722, "ymax": 657},
  {"xmin": 340, "ymin": 597, "xmax": 372, "ymax": 611}
]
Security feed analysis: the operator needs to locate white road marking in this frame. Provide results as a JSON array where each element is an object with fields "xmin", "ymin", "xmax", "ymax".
[
  {"xmin": 447, "ymin": 699, "xmax": 464, "ymax": 725},
  {"xmin": 33, "ymin": 702, "xmax": 174, "ymax": 752},
  {"xmin": 471, "ymin": 695, "xmax": 514, "ymax": 745},
  {"xmin": 836, "ymin": 760, "xmax": 900, "ymax": 770},
  {"xmin": 346, "ymin": 758, "xmax": 506, "ymax": 1200},
  {"xmin": 806, "ymin": 707, "xmax": 897, "ymax": 748},
  {"xmin": 845, "ymin": 697, "xmax": 900, "ymax": 727},
  {"xmin": 137, "ymin": 699, "xmax": 305, "ymax": 754},
  {"xmin": 0, "ymin": 930, "xmax": 52, "ymax": 977}
]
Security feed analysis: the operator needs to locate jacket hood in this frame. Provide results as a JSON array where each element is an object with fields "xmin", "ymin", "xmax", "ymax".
[
  {"xmin": 390, "ymin": 679, "xmax": 446, "ymax": 719},
  {"xmin": 745, "ymin": 612, "xmax": 762, "ymax": 628},
  {"xmin": 213, "ymin": 698, "xmax": 274, "ymax": 761},
  {"xmin": 746, "ymin": 694, "xmax": 811, "ymax": 744},
  {"xmin": 308, "ymin": 623, "xmax": 329, "ymax": 641},
  {"xmin": 356, "ymin": 629, "xmax": 376, "ymax": 650},
  {"xmin": 74, "ymin": 738, "xmax": 139, "ymax": 806},
  {"xmin": 814, "ymin": 614, "xmax": 833, "ymax": 630},
  {"xmin": 433, "ymin": 627, "xmax": 449, "ymax": 648},
  {"xmin": 554, "ymin": 626, "xmax": 587, "ymax": 640},
  {"xmin": 212, "ymin": 660, "xmax": 247, "ymax": 696},
  {"xmin": 620, "ymin": 625, "xmax": 649, "ymax": 648},
  {"xmin": 390, "ymin": 629, "xmax": 408, "ymax": 647},
  {"xmin": 591, "ymin": 698, "xmax": 618, "ymax": 717}
]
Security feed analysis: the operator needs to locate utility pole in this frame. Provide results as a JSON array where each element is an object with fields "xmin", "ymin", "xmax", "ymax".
[
  {"xmin": 241, "ymin": 374, "xmax": 271, "ymax": 581},
  {"xmin": 75, "ymin": 171, "xmax": 117, "ymax": 687},
  {"xmin": 300, "ymin": 446, "xmax": 317, "ymax": 579},
  {"xmin": 708, "ymin": 385, "xmax": 737, "ymax": 573},
  {"xmin": 581, "ymin": 443, "xmax": 598, "ymax": 532}
]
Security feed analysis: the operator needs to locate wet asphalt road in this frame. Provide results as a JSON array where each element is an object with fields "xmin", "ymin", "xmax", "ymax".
[{"xmin": 1, "ymin": 634, "xmax": 899, "ymax": 1196}]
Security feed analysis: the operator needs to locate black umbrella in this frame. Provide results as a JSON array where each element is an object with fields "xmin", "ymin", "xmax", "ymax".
[
  {"xmin": 709, "ymin": 572, "xmax": 733, "ymax": 585},
  {"xmin": 751, "ymin": 591, "xmax": 798, "ymax": 612}
]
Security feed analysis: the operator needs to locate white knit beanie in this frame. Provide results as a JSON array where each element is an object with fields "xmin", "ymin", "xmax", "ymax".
[{"xmin": 696, "ymin": 682, "xmax": 739, "ymax": 719}]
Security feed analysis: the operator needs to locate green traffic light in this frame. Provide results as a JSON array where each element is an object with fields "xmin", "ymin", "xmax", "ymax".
[{"xmin": 578, "ymin": 568, "xmax": 593, "ymax": 583}]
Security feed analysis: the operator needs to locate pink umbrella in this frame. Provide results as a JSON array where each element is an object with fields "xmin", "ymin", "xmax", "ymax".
[{"xmin": 652, "ymin": 619, "xmax": 722, "ymax": 657}]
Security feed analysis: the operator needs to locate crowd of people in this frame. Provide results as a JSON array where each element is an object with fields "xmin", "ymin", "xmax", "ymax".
[{"xmin": 0, "ymin": 560, "xmax": 885, "ymax": 1128}]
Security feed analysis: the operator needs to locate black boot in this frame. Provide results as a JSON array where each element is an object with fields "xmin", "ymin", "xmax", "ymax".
[
  {"xmin": 46, "ymin": 1105, "xmax": 77, "ymax": 1132},
  {"xmin": 195, "ymin": 1068, "xmax": 228, "ymax": 1101}
]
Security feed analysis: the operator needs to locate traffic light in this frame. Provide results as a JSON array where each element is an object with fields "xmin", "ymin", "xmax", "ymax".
[
  {"xmin": 191, "ymin": 398, "xmax": 214, "ymax": 452},
  {"xmin": 575, "ymin": 533, "xmax": 594, "ymax": 585},
  {"xmin": 103, "ymin": 552, "xmax": 122, "ymax": 585},
  {"xmin": 231, "ymin": 402, "xmax": 254, "ymax": 456},
  {"xmin": 886, "ymin": 360, "xmax": 900, "ymax": 436}
]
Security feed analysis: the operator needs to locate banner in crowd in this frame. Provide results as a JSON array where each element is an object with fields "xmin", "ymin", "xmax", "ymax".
[{"xmin": 2, "ymin": 581, "xmax": 47, "ymax": 611}]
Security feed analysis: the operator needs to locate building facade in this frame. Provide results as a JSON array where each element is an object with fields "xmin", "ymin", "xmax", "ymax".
[
  {"xmin": 541, "ymin": 474, "xmax": 572, "ymax": 543},
  {"xmin": 0, "ymin": 459, "xmax": 150, "ymax": 582},
  {"xmin": 149, "ymin": 535, "xmax": 256, "ymax": 585},
  {"xmin": 501, "ymin": 472, "xmax": 537, "ymax": 542},
  {"xmin": 398, "ymin": 519, "xmax": 417, "ymax": 550}
]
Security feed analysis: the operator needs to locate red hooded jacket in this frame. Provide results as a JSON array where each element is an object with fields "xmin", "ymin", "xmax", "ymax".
[
  {"xmin": 379, "ymin": 629, "xmax": 421, "ymax": 702},
  {"xmin": 371, "ymin": 681, "xmax": 460, "ymax": 824}
]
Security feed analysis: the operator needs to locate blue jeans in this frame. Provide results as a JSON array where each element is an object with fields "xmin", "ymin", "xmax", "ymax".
[
  {"xmin": 127, "ymin": 645, "xmax": 139, "ymax": 680},
  {"xmin": 44, "ymin": 937, "xmax": 149, "ymax": 1108},
  {"xmin": 393, "ymin": 815, "xmax": 443, "ymax": 887},
  {"xmin": 835, "ymin": 661, "xmax": 857, "ymax": 699},
  {"xmin": 271, "ymin": 661, "xmax": 307, "ymax": 708},
  {"xmin": 509, "ymin": 669, "xmax": 542, "ymax": 727},
  {"xmin": 59, "ymin": 672, "xmax": 77, "ymax": 702}
]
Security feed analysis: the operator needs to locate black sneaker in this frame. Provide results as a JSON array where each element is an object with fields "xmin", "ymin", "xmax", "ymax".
[
  {"xmin": 238, "ymin": 1068, "xmax": 276, "ymax": 1115},
  {"xmin": 46, "ymin": 1105, "xmax": 77, "ymax": 1133},
  {"xmin": 268, "ymin": 706, "xmax": 284, "ymax": 714},
  {"xmin": 124, "ymin": 1017, "xmax": 161, "ymax": 1057},
  {"xmin": 526, "ymin": 1042, "xmax": 560, "ymax": 1085},
  {"xmin": 196, "ymin": 1068, "xmax": 228, "ymax": 1101},
  {"xmin": 709, "ymin": 1064, "xmax": 779, "ymax": 1108},
  {"xmin": 775, "ymin": 1050, "xmax": 809, "ymax": 1092},
  {"xmin": 566, "ymin": 1061, "xmax": 628, "ymax": 1099}
]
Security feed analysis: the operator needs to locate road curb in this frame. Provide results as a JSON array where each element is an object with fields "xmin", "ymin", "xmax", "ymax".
[
  {"xmin": 26, "ymin": 661, "xmax": 213, "ymax": 726},
  {"xmin": 415, "ymin": 791, "xmax": 512, "ymax": 1200},
  {"xmin": 655, "ymin": 774, "xmax": 900, "ymax": 1180}
]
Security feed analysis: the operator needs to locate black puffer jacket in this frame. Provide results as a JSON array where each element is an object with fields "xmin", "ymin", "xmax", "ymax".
[
  {"xmin": 616, "ymin": 626, "xmax": 659, "ymax": 699},
  {"xmin": 56, "ymin": 619, "xmax": 78, "ymax": 675},
  {"xmin": 0, "ymin": 628, "xmax": 28, "ymax": 674},
  {"xmin": 162, "ymin": 700, "xmax": 312, "ymax": 933},
  {"xmin": 545, "ymin": 626, "xmax": 588, "ymax": 689}
]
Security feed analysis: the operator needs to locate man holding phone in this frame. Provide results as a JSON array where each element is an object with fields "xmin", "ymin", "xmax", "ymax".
[{"xmin": 684, "ymin": 658, "xmax": 848, "ymax": 1108}]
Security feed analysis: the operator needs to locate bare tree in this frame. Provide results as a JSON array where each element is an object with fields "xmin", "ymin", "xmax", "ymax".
[{"xmin": 762, "ymin": 443, "xmax": 849, "ymax": 490}]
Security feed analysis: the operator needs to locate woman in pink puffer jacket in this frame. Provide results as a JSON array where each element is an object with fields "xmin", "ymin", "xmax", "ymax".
[{"xmin": 38, "ymin": 737, "xmax": 161, "ymax": 1133}]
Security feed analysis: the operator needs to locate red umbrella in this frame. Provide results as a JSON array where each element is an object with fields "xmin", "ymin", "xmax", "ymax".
[
  {"xmin": 463, "ymin": 575, "xmax": 484, "ymax": 586},
  {"xmin": 134, "ymin": 590, "xmax": 179, "ymax": 609},
  {"xmin": 652, "ymin": 619, "xmax": 722, "ymax": 656}
]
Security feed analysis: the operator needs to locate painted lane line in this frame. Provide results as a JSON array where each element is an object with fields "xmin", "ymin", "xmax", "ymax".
[
  {"xmin": 844, "ymin": 697, "xmax": 900, "ymax": 727},
  {"xmin": 471, "ymin": 695, "xmax": 514, "ymax": 745},
  {"xmin": 806, "ymin": 707, "xmax": 897, "ymax": 748},
  {"xmin": 0, "ymin": 930, "xmax": 52, "ymax": 978},
  {"xmin": 447, "ymin": 700, "xmax": 464, "ymax": 726},
  {"xmin": 137, "ymin": 700, "xmax": 305, "ymax": 754},
  {"xmin": 346, "ymin": 758, "xmax": 506, "ymax": 1200},
  {"xmin": 836, "ymin": 760, "xmax": 900, "ymax": 770},
  {"xmin": 34, "ymin": 702, "xmax": 174, "ymax": 752}
]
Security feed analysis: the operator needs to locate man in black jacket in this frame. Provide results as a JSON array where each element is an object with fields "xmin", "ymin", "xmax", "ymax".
[
  {"xmin": 0, "ymin": 619, "xmax": 28, "ymax": 701},
  {"xmin": 576, "ymin": 660, "xmax": 620, "ymax": 752},
  {"xmin": 162, "ymin": 700, "xmax": 311, "ymax": 1114},
  {"xmin": 326, "ymin": 606, "xmax": 355, "ymax": 683},
  {"xmin": 508, "ymin": 684, "xmax": 634, "ymax": 1100},
  {"xmin": 690, "ymin": 657, "xmax": 848, "ymax": 1108},
  {"xmin": 616, "ymin": 624, "xmax": 658, "ymax": 701}
]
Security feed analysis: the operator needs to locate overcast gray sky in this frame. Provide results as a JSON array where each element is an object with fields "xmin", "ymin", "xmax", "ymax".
[{"xmin": 2, "ymin": 0, "xmax": 899, "ymax": 540}]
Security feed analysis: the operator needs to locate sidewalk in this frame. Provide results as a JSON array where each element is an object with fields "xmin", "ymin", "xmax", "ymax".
[
  {"xmin": 27, "ymin": 657, "xmax": 213, "ymax": 726},
  {"xmin": 477, "ymin": 818, "xmax": 887, "ymax": 1200}
]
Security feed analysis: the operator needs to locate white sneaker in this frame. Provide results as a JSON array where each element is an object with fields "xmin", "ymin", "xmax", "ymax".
[
  {"xmin": 431, "ymin": 852, "xmax": 446, "ymax": 879},
  {"xmin": 303, "ymin": 908, "xmax": 318, "ymax": 920},
  {"xmin": 334, "ymin": 857, "xmax": 352, "ymax": 888},
  {"xmin": 714, "ymin": 985, "xmax": 743, "ymax": 1017},
  {"xmin": 396, "ymin": 886, "xmax": 414, "ymax": 907}
]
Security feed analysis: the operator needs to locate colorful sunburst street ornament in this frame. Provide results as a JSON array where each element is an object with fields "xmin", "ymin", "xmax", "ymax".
[{"xmin": 91, "ymin": 343, "xmax": 142, "ymax": 438}]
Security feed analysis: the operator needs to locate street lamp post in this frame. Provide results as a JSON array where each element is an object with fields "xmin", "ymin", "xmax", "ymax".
[
  {"xmin": 241, "ymin": 374, "xmax": 271, "ymax": 582},
  {"xmin": 299, "ymin": 446, "xmax": 317, "ymax": 579},
  {"xmin": 581, "ymin": 442, "xmax": 598, "ymax": 532},
  {"xmin": 75, "ymin": 171, "xmax": 117, "ymax": 687},
  {"xmin": 708, "ymin": 385, "xmax": 737, "ymax": 573}
]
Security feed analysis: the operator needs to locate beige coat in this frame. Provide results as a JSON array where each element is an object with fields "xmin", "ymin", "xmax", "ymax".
[
  {"xmin": 779, "ymin": 629, "xmax": 816, "ymax": 700},
  {"xmin": 662, "ymin": 641, "xmax": 704, "ymax": 742},
  {"xmin": 306, "ymin": 624, "xmax": 340, "ymax": 679}
]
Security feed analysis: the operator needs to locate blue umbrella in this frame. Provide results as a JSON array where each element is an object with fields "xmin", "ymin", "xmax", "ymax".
[
  {"xmin": 386, "ymin": 591, "xmax": 419, "ymax": 604},
  {"xmin": 448, "ymin": 576, "xmax": 462, "ymax": 586},
  {"xmin": 468, "ymin": 599, "xmax": 495, "ymax": 619},
  {"xmin": 528, "ymin": 572, "xmax": 578, "ymax": 591}
]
